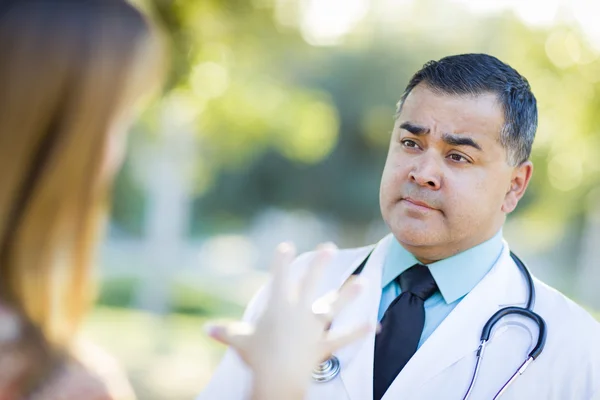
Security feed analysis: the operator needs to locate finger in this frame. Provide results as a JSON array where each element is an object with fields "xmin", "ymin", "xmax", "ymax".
[
  {"xmin": 269, "ymin": 242, "xmax": 297, "ymax": 300},
  {"xmin": 204, "ymin": 321, "xmax": 253, "ymax": 349},
  {"xmin": 311, "ymin": 276, "xmax": 364, "ymax": 327},
  {"xmin": 299, "ymin": 242, "xmax": 336, "ymax": 303},
  {"xmin": 311, "ymin": 292, "xmax": 336, "ymax": 327},
  {"xmin": 321, "ymin": 323, "xmax": 375, "ymax": 356},
  {"xmin": 328, "ymin": 275, "xmax": 365, "ymax": 317}
]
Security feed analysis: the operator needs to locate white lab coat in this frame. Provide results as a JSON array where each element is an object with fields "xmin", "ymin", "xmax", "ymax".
[{"xmin": 199, "ymin": 234, "xmax": 600, "ymax": 399}]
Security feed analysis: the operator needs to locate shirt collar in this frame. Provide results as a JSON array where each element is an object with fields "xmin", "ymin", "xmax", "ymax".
[{"xmin": 381, "ymin": 229, "xmax": 504, "ymax": 304}]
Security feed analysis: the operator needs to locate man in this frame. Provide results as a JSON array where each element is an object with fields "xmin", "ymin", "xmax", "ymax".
[{"xmin": 199, "ymin": 54, "xmax": 600, "ymax": 399}]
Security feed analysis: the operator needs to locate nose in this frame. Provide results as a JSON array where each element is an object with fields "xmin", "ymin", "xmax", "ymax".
[{"xmin": 408, "ymin": 153, "xmax": 442, "ymax": 189}]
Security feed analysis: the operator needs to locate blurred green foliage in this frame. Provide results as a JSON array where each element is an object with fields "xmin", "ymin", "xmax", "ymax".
[
  {"xmin": 97, "ymin": 278, "xmax": 243, "ymax": 317},
  {"xmin": 96, "ymin": 277, "xmax": 139, "ymax": 308},
  {"xmin": 113, "ymin": 0, "xmax": 600, "ymax": 243},
  {"xmin": 168, "ymin": 282, "xmax": 243, "ymax": 317},
  {"xmin": 111, "ymin": 157, "xmax": 147, "ymax": 237}
]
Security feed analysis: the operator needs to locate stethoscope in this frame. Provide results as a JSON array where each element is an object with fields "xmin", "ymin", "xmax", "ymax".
[{"xmin": 312, "ymin": 250, "xmax": 547, "ymax": 400}]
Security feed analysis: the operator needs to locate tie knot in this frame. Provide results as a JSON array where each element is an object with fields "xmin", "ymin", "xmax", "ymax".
[{"xmin": 398, "ymin": 264, "xmax": 438, "ymax": 300}]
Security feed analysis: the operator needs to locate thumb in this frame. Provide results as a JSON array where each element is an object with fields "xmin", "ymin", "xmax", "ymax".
[{"xmin": 204, "ymin": 321, "xmax": 254, "ymax": 350}]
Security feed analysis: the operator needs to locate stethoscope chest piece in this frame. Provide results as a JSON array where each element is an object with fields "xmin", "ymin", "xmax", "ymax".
[{"xmin": 312, "ymin": 356, "xmax": 340, "ymax": 382}]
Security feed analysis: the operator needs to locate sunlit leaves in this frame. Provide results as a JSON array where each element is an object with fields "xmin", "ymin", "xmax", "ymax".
[{"xmin": 119, "ymin": 0, "xmax": 600, "ymax": 237}]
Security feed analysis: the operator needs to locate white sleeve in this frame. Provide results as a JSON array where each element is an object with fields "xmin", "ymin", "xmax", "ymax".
[{"xmin": 196, "ymin": 347, "xmax": 252, "ymax": 400}]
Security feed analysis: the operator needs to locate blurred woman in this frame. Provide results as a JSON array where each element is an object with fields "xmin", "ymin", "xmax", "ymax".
[
  {"xmin": 0, "ymin": 0, "xmax": 164, "ymax": 398},
  {"xmin": 0, "ymin": 1, "xmax": 371, "ymax": 399}
]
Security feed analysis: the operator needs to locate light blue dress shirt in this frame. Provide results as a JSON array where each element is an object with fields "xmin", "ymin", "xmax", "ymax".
[{"xmin": 378, "ymin": 230, "xmax": 504, "ymax": 349}]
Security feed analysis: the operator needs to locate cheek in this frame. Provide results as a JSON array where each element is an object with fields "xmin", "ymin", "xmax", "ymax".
[
  {"xmin": 100, "ymin": 126, "xmax": 128, "ymax": 183},
  {"xmin": 381, "ymin": 151, "xmax": 409, "ymax": 186},
  {"xmin": 380, "ymin": 164, "xmax": 406, "ymax": 204},
  {"xmin": 444, "ymin": 173, "xmax": 505, "ymax": 220}
]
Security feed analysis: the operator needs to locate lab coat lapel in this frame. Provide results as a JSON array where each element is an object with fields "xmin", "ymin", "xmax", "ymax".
[
  {"xmin": 334, "ymin": 235, "xmax": 392, "ymax": 400},
  {"xmin": 382, "ymin": 242, "xmax": 527, "ymax": 399}
]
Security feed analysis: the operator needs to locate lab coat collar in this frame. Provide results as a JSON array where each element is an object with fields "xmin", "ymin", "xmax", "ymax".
[
  {"xmin": 381, "ymin": 230, "xmax": 504, "ymax": 305},
  {"xmin": 329, "ymin": 235, "xmax": 528, "ymax": 400},
  {"xmin": 381, "ymin": 239, "xmax": 528, "ymax": 399},
  {"xmin": 333, "ymin": 234, "xmax": 392, "ymax": 400}
]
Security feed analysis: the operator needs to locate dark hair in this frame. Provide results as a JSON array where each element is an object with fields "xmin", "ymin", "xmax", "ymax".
[{"xmin": 397, "ymin": 53, "xmax": 537, "ymax": 166}]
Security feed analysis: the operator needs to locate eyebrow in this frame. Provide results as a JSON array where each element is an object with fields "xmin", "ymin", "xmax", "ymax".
[
  {"xmin": 399, "ymin": 122, "xmax": 429, "ymax": 135},
  {"xmin": 399, "ymin": 121, "xmax": 483, "ymax": 151},
  {"xmin": 442, "ymin": 133, "xmax": 482, "ymax": 151}
]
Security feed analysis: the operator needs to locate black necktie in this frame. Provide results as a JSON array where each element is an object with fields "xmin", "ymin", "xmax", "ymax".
[{"xmin": 373, "ymin": 264, "xmax": 439, "ymax": 400}]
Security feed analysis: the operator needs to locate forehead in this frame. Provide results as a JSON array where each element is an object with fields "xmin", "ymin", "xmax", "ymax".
[{"xmin": 397, "ymin": 84, "xmax": 505, "ymax": 141}]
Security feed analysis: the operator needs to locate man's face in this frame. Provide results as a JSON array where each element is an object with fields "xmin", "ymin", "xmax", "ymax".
[{"xmin": 380, "ymin": 83, "xmax": 531, "ymax": 261}]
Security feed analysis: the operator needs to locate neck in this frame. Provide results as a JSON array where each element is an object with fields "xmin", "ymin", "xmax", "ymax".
[{"xmin": 398, "ymin": 227, "xmax": 502, "ymax": 265}]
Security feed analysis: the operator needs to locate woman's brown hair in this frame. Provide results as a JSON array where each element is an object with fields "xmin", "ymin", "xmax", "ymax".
[{"xmin": 0, "ymin": 0, "xmax": 164, "ymax": 394}]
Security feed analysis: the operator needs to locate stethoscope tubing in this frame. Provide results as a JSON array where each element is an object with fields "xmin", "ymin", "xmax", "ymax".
[{"xmin": 312, "ymin": 249, "xmax": 548, "ymax": 400}]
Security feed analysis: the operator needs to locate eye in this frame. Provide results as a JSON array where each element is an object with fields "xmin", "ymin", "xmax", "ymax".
[
  {"xmin": 448, "ymin": 153, "xmax": 470, "ymax": 163},
  {"xmin": 401, "ymin": 139, "xmax": 420, "ymax": 149}
]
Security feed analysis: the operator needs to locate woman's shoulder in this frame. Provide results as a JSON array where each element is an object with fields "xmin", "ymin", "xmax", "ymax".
[
  {"xmin": 30, "ymin": 339, "xmax": 136, "ymax": 400},
  {"xmin": 28, "ymin": 339, "xmax": 136, "ymax": 400},
  {"xmin": 0, "ymin": 303, "xmax": 134, "ymax": 400},
  {"xmin": 72, "ymin": 338, "xmax": 136, "ymax": 400},
  {"xmin": 29, "ymin": 361, "xmax": 114, "ymax": 400}
]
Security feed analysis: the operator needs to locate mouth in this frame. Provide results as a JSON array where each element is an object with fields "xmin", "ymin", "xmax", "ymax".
[{"xmin": 401, "ymin": 197, "xmax": 437, "ymax": 211}]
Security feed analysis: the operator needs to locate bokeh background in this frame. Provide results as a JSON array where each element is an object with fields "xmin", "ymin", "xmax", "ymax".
[{"xmin": 84, "ymin": 0, "xmax": 600, "ymax": 399}]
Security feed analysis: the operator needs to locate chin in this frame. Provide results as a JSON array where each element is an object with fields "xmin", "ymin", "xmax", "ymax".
[
  {"xmin": 388, "ymin": 217, "xmax": 445, "ymax": 248},
  {"xmin": 396, "ymin": 229, "xmax": 438, "ymax": 248}
]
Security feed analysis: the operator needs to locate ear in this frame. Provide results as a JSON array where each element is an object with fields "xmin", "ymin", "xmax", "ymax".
[{"xmin": 502, "ymin": 161, "xmax": 533, "ymax": 214}]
